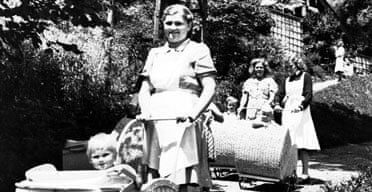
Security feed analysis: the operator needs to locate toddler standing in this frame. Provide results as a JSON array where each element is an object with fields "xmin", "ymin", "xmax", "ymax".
[{"xmin": 224, "ymin": 96, "xmax": 239, "ymax": 120}]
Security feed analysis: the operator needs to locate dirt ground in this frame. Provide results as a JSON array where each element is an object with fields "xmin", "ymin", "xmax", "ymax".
[{"xmin": 210, "ymin": 142, "xmax": 372, "ymax": 192}]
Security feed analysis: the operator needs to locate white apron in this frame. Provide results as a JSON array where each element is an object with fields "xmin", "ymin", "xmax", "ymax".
[
  {"xmin": 147, "ymin": 91, "xmax": 199, "ymax": 177},
  {"xmin": 282, "ymin": 73, "xmax": 320, "ymax": 150}
]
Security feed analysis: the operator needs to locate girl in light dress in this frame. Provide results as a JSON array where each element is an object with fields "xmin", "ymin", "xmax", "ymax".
[{"xmin": 238, "ymin": 58, "xmax": 278, "ymax": 121}]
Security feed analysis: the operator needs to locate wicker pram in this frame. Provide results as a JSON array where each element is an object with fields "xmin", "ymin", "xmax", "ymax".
[
  {"xmin": 209, "ymin": 121, "xmax": 238, "ymax": 168},
  {"xmin": 210, "ymin": 120, "xmax": 297, "ymax": 188},
  {"xmin": 234, "ymin": 124, "xmax": 297, "ymax": 181}
]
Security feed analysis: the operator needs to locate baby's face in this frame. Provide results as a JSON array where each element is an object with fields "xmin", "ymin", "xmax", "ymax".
[
  {"xmin": 227, "ymin": 102, "xmax": 237, "ymax": 112},
  {"xmin": 90, "ymin": 149, "xmax": 116, "ymax": 170}
]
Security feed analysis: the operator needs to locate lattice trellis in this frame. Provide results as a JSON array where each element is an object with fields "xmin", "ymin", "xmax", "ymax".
[
  {"xmin": 269, "ymin": 9, "xmax": 372, "ymax": 76},
  {"xmin": 270, "ymin": 10, "xmax": 304, "ymax": 57},
  {"xmin": 353, "ymin": 55, "xmax": 372, "ymax": 75}
]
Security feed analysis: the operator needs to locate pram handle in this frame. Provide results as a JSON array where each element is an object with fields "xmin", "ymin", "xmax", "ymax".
[
  {"xmin": 143, "ymin": 117, "xmax": 178, "ymax": 121},
  {"xmin": 240, "ymin": 106, "xmax": 293, "ymax": 112},
  {"xmin": 136, "ymin": 116, "xmax": 195, "ymax": 122}
]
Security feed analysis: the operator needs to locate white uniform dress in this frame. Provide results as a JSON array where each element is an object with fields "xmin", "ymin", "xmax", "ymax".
[
  {"xmin": 141, "ymin": 39, "xmax": 216, "ymax": 186},
  {"xmin": 334, "ymin": 46, "xmax": 345, "ymax": 73},
  {"xmin": 282, "ymin": 73, "xmax": 320, "ymax": 150}
]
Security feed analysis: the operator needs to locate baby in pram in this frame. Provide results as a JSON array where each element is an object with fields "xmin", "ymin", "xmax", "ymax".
[
  {"xmin": 15, "ymin": 132, "xmax": 137, "ymax": 192},
  {"xmin": 87, "ymin": 132, "xmax": 142, "ymax": 189},
  {"xmin": 86, "ymin": 133, "xmax": 118, "ymax": 170}
]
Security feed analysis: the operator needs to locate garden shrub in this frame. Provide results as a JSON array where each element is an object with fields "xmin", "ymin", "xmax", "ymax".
[
  {"xmin": 0, "ymin": 44, "xmax": 133, "ymax": 191},
  {"xmin": 322, "ymin": 165, "xmax": 372, "ymax": 192},
  {"xmin": 312, "ymin": 75, "xmax": 372, "ymax": 148},
  {"xmin": 1, "ymin": 4, "xmax": 154, "ymax": 190},
  {"xmin": 0, "ymin": 46, "xmax": 67, "ymax": 191}
]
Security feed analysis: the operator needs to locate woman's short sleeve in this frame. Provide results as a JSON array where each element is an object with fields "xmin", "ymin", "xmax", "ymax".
[
  {"xmin": 268, "ymin": 77, "xmax": 278, "ymax": 93},
  {"xmin": 140, "ymin": 48, "xmax": 155, "ymax": 78},
  {"xmin": 194, "ymin": 43, "xmax": 217, "ymax": 78},
  {"xmin": 242, "ymin": 79, "xmax": 250, "ymax": 94}
]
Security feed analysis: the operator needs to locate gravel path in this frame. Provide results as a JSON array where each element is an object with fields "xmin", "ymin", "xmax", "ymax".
[{"xmin": 313, "ymin": 79, "xmax": 338, "ymax": 93}]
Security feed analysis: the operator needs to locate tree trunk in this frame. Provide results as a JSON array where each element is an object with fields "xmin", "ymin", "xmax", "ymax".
[
  {"xmin": 105, "ymin": 0, "xmax": 115, "ymax": 93},
  {"xmin": 154, "ymin": 0, "xmax": 162, "ymax": 43}
]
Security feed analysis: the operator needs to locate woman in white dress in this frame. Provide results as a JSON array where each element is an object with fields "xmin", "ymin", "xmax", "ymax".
[
  {"xmin": 274, "ymin": 56, "xmax": 320, "ymax": 183},
  {"xmin": 334, "ymin": 40, "xmax": 345, "ymax": 81},
  {"xmin": 137, "ymin": 4, "xmax": 217, "ymax": 192}
]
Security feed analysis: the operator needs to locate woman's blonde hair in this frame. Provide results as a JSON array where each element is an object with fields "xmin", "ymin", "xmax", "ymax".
[
  {"xmin": 248, "ymin": 57, "xmax": 272, "ymax": 77},
  {"xmin": 290, "ymin": 55, "xmax": 307, "ymax": 71},
  {"xmin": 86, "ymin": 133, "xmax": 117, "ymax": 159}
]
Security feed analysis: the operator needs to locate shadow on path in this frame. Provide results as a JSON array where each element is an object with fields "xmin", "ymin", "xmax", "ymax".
[{"xmin": 310, "ymin": 143, "xmax": 372, "ymax": 172}]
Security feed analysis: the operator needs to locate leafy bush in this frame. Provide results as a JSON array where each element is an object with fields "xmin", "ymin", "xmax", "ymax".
[
  {"xmin": 312, "ymin": 75, "xmax": 372, "ymax": 148},
  {"xmin": 322, "ymin": 166, "xmax": 372, "ymax": 192},
  {"xmin": 0, "ymin": 43, "xmax": 134, "ymax": 191},
  {"xmin": 207, "ymin": 0, "xmax": 283, "ymax": 78},
  {"xmin": 338, "ymin": 0, "xmax": 372, "ymax": 57},
  {"xmin": 303, "ymin": 10, "xmax": 341, "ymax": 69},
  {"xmin": 0, "ymin": 45, "xmax": 66, "ymax": 191},
  {"xmin": 60, "ymin": 53, "xmax": 129, "ymax": 135}
]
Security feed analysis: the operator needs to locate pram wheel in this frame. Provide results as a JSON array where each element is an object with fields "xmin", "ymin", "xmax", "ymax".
[
  {"xmin": 238, "ymin": 177, "xmax": 255, "ymax": 189},
  {"xmin": 281, "ymin": 171, "xmax": 297, "ymax": 192},
  {"xmin": 288, "ymin": 171, "xmax": 297, "ymax": 191},
  {"xmin": 212, "ymin": 168, "xmax": 236, "ymax": 179}
]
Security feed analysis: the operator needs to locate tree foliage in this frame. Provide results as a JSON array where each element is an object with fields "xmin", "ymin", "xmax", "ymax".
[
  {"xmin": 0, "ymin": 1, "xmax": 153, "ymax": 191},
  {"xmin": 339, "ymin": 0, "xmax": 372, "ymax": 56},
  {"xmin": 303, "ymin": 0, "xmax": 372, "ymax": 66},
  {"xmin": 0, "ymin": 44, "xmax": 67, "ymax": 190},
  {"xmin": 110, "ymin": 0, "xmax": 154, "ymax": 92},
  {"xmin": 0, "ymin": 0, "xmax": 110, "ymax": 62},
  {"xmin": 302, "ymin": 9, "xmax": 342, "ymax": 68},
  {"xmin": 206, "ymin": 0, "xmax": 285, "ymax": 104}
]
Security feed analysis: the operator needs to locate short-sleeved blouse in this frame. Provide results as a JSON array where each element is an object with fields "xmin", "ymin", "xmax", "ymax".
[
  {"xmin": 141, "ymin": 39, "xmax": 216, "ymax": 94},
  {"xmin": 242, "ymin": 77, "xmax": 278, "ymax": 101}
]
